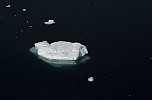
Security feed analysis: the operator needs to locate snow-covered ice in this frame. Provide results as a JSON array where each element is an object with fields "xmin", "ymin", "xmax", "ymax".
[
  {"xmin": 34, "ymin": 41, "xmax": 88, "ymax": 60},
  {"xmin": 44, "ymin": 20, "xmax": 55, "ymax": 25},
  {"xmin": 30, "ymin": 41, "xmax": 90, "ymax": 67}
]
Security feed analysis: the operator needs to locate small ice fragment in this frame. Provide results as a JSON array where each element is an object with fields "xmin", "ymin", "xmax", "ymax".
[
  {"xmin": 26, "ymin": 21, "xmax": 29, "ymax": 23},
  {"xmin": 88, "ymin": 77, "xmax": 94, "ymax": 82},
  {"xmin": 44, "ymin": 20, "xmax": 55, "ymax": 25},
  {"xmin": 6, "ymin": 5, "xmax": 11, "ymax": 8},
  {"xmin": 23, "ymin": 9, "xmax": 27, "ymax": 11}
]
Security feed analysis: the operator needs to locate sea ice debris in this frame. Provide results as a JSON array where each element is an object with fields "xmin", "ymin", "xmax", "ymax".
[
  {"xmin": 6, "ymin": 5, "xmax": 11, "ymax": 8},
  {"xmin": 23, "ymin": 9, "xmax": 27, "ymax": 11},
  {"xmin": 88, "ymin": 77, "xmax": 94, "ymax": 82},
  {"xmin": 44, "ymin": 20, "xmax": 55, "ymax": 25}
]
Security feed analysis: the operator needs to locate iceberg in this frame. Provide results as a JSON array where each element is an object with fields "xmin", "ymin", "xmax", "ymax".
[{"xmin": 30, "ymin": 41, "xmax": 90, "ymax": 67}]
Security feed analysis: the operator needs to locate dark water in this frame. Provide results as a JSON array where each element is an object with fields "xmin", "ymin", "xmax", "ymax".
[{"xmin": 0, "ymin": 0, "xmax": 152, "ymax": 100}]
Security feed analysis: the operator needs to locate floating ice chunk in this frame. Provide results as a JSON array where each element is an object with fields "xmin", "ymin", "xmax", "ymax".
[
  {"xmin": 44, "ymin": 20, "xmax": 55, "ymax": 25},
  {"xmin": 6, "ymin": 5, "xmax": 11, "ymax": 8},
  {"xmin": 30, "ymin": 41, "xmax": 90, "ymax": 67},
  {"xmin": 23, "ymin": 9, "xmax": 27, "ymax": 11},
  {"xmin": 34, "ymin": 41, "xmax": 88, "ymax": 60},
  {"xmin": 88, "ymin": 77, "xmax": 94, "ymax": 82}
]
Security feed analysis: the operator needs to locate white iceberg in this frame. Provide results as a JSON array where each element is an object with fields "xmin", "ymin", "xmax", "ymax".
[
  {"xmin": 30, "ymin": 41, "xmax": 90, "ymax": 67},
  {"xmin": 44, "ymin": 20, "xmax": 55, "ymax": 25}
]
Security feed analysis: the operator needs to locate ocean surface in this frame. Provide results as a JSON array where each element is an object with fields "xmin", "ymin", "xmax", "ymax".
[{"xmin": 0, "ymin": 0, "xmax": 152, "ymax": 100}]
